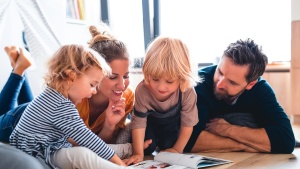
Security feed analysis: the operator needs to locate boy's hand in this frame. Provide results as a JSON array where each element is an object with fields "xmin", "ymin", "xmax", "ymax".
[{"xmin": 163, "ymin": 147, "xmax": 180, "ymax": 153}]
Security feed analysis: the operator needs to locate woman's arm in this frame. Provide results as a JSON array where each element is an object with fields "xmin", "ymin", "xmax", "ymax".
[{"xmin": 98, "ymin": 99, "xmax": 126, "ymax": 143}]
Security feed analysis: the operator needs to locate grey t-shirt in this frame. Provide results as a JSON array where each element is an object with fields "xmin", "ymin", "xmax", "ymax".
[{"xmin": 131, "ymin": 81, "xmax": 198, "ymax": 129}]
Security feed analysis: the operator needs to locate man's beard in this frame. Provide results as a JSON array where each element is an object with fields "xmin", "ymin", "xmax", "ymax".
[
  {"xmin": 213, "ymin": 83, "xmax": 245, "ymax": 101},
  {"xmin": 214, "ymin": 87, "xmax": 230, "ymax": 100}
]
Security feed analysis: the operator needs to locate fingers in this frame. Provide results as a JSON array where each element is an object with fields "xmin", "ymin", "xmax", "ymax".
[
  {"xmin": 143, "ymin": 139, "xmax": 152, "ymax": 149},
  {"xmin": 111, "ymin": 98, "xmax": 126, "ymax": 115},
  {"xmin": 124, "ymin": 155, "xmax": 141, "ymax": 165}
]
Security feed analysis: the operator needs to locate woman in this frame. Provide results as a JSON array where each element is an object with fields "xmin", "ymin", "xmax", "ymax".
[
  {"xmin": 0, "ymin": 25, "xmax": 147, "ymax": 160},
  {"xmin": 76, "ymin": 25, "xmax": 133, "ymax": 144}
]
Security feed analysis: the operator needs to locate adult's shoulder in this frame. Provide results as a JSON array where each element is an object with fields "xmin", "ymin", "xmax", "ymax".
[
  {"xmin": 249, "ymin": 77, "xmax": 274, "ymax": 94},
  {"xmin": 198, "ymin": 65, "xmax": 217, "ymax": 77},
  {"xmin": 194, "ymin": 65, "xmax": 216, "ymax": 94},
  {"xmin": 123, "ymin": 86, "xmax": 134, "ymax": 98}
]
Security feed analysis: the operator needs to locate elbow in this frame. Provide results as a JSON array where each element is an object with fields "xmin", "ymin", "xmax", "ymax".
[{"xmin": 271, "ymin": 138, "xmax": 295, "ymax": 154}]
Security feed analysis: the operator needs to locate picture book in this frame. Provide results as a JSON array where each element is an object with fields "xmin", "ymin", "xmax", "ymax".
[{"xmin": 131, "ymin": 152, "xmax": 232, "ymax": 169}]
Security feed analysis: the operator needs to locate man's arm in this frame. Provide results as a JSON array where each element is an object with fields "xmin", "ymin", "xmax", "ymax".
[
  {"xmin": 190, "ymin": 130, "xmax": 258, "ymax": 153},
  {"xmin": 205, "ymin": 118, "xmax": 270, "ymax": 152}
]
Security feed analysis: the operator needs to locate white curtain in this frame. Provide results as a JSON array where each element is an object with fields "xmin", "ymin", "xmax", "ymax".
[{"xmin": 0, "ymin": 0, "xmax": 62, "ymax": 95}]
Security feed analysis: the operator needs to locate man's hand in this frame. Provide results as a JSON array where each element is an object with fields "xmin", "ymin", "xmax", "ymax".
[{"xmin": 205, "ymin": 118, "xmax": 232, "ymax": 137}]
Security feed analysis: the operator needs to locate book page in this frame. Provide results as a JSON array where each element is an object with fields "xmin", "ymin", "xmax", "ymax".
[
  {"xmin": 154, "ymin": 152, "xmax": 202, "ymax": 168},
  {"xmin": 131, "ymin": 160, "xmax": 193, "ymax": 169},
  {"xmin": 154, "ymin": 152, "xmax": 232, "ymax": 168}
]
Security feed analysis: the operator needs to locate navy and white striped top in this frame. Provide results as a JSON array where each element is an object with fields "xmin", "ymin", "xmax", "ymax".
[{"xmin": 10, "ymin": 86, "xmax": 114, "ymax": 167}]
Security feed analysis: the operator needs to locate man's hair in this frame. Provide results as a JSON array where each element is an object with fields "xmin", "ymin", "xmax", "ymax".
[{"xmin": 224, "ymin": 38, "xmax": 268, "ymax": 82}]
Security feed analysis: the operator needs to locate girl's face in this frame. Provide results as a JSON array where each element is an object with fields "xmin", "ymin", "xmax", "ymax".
[
  {"xmin": 68, "ymin": 66, "xmax": 103, "ymax": 105},
  {"xmin": 97, "ymin": 59, "xmax": 130, "ymax": 102},
  {"xmin": 147, "ymin": 74, "xmax": 180, "ymax": 101}
]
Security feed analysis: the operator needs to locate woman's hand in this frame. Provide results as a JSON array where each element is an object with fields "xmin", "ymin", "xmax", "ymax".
[{"xmin": 105, "ymin": 98, "xmax": 126, "ymax": 128}]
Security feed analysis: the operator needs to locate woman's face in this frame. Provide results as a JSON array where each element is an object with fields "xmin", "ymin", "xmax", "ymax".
[{"xmin": 97, "ymin": 59, "xmax": 130, "ymax": 102}]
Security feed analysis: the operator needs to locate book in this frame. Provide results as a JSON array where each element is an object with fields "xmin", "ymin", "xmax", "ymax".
[{"xmin": 131, "ymin": 152, "xmax": 232, "ymax": 169}]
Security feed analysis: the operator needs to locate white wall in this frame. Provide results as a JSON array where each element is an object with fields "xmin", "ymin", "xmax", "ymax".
[{"xmin": 0, "ymin": 0, "xmax": 101, "ymax": 96}]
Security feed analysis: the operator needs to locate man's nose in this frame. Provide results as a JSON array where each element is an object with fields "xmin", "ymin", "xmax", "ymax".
[{"xmin": 216, "ymin": 77, "xmax": 225, "ymax": 89}]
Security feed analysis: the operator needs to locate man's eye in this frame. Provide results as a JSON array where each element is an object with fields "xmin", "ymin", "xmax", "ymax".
[{"xmin": 230, "ymin": 81, "xmax": 237, "ymax": 85}]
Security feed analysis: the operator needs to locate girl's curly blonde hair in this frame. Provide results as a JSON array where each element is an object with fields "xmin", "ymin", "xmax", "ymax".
[{"xmin": 44, "ymin": 44, "xmax": 111, "ymax": 93}]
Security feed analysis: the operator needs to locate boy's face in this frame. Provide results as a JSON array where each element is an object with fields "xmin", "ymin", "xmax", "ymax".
[
  {"xmin": 213, "ymin": 56, "xmax": 256, "ymax": 101},
  {"xmin": 147, "ymin": 74, "xmax": 180, "ymax": 101},
  {"xmin": 68, "ymin": 66, "xmax": 103, "ymax": 105}
]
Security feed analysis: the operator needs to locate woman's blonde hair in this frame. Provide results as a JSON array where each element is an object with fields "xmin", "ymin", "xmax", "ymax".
[
  {"xmin": 88, "ymin": 25, "xmax": 129, "ymax": 63},
  {"xmin": 143, "ymin": 36, "xmax": 199, "ymax": 92},
  {"xmin": 44, "ymin": 44, "xmax": 111, "ymax": 93}
]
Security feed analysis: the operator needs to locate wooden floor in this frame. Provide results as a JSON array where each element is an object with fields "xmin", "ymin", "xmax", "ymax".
[
  {"xmin": 144, "ymin": 124, "xmax": 300, "ymax": 169},
  {"xmin": 197, "ymin": 125, "xmax": 300, "ymax": 169},
  {"xmin": 293, "ymin": 124, "xmax": 300, "ymax": 142}
]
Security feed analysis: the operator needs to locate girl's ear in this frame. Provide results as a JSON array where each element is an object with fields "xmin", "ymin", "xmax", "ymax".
[
  {"xmin": 68, "ymin": 71, "xmax": 76, "ymax": 82},
  {"xmin": 64, "ymin": 69, "xmax": 76, "ymax": 84}
]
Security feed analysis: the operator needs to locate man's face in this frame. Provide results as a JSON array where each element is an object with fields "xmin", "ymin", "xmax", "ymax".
[{"xmin": 213, "ymin": 56, "xmax": 254, "ymax": 101}]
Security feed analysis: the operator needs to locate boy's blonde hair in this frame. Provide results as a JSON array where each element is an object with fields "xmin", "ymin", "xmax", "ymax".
[
  {"xmin": 44, "ymin": 44, "xmax": 111, "ymax": 93},
  {"xmin": 143, "ymin": 36, "xmax": 198, "ymax": 92}
]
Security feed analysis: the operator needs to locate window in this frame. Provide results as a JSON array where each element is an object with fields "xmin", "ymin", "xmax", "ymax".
[
  {"xmin": 160, "ymin": 0, "xmax": 291, "ymax": 64},
  {"xmin": 108, "ymin": 0, "xmax": 290, "ymax": 66}
]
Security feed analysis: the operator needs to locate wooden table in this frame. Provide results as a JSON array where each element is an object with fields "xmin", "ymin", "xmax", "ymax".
[
  {"xmin": 145, "ymin": 148, "xmax": 300, "ymax": 169},
  {"xmin": 192, "ymin": 148, "xmax": 300, "ymax": 169}
]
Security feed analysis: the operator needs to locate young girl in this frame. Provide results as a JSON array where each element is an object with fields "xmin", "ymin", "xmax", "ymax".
[
  {"xmin": 125, "ymin": 36, "xmax": 200, "ymax": 164},
  {"xmin": 9, "ymin": 44, "xmax": 131, "ymax": 169}
]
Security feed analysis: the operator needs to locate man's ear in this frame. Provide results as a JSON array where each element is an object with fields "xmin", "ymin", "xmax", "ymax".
[{"xmin": 245, "ymin": 79, "xmax": 258, "ymax": 90}]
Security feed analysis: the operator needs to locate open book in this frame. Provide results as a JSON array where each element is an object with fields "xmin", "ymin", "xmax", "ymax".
[{"xmin": 131, "ymin": 152, "xmax": 232, "ymax": 169}]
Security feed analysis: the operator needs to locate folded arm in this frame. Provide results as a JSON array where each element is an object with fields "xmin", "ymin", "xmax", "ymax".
[
  {"xmin": 205, "ymin": 118, "xmax": 270, "ymax": 152},
  {"xmin": 190, "ymin": 130, "xmax": 258, "ymax": 153}
]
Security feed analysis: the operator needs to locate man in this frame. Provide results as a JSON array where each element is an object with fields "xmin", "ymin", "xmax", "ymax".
[{"xmin": 185, "ymin": 39, "xmax": 295, "ymax": 154}]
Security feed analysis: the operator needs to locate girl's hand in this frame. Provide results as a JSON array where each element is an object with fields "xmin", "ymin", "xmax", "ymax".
[
  {"xmin": 105, "ymin": 98, "xmax": 126, "ymax": 127},
  {"xmin": 123, "ymin": 154, "xmax": 144, "ymax": 165}
]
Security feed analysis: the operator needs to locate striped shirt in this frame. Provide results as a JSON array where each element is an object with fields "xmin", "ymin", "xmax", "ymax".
[{"xmin": 9, "ymin": 86, "xmax": 114, "ymax": 167}]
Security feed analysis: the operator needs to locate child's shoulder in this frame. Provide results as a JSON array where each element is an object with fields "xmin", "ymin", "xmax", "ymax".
[
  {"xmin": 181, "ymin": 87, "xmax": 197, "ymax": 99},
  {"xmin": 135, "ymin": 80, "xmax": 149, "ymax": 92}
]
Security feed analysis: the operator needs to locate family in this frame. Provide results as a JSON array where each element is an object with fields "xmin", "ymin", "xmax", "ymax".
[{"xmin": 0, "ymin": 25, "xmax": 296, "ymax": 169}]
